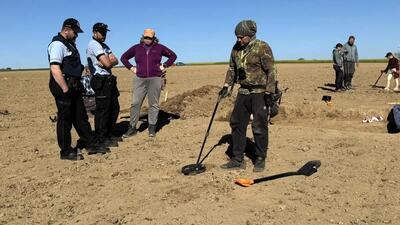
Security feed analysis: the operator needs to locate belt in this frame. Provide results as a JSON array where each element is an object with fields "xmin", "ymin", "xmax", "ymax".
[
  {"xmin": 240, "ymin": 84, "xmax": 266, "ymax": 90},
  {"xmin": 94, "ymin": 74, "xmax": 115, "ymax": 80}
]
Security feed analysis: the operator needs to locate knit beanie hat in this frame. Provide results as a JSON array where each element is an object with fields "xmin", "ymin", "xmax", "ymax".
[{"xmin": 235, "ymin": 20, "xmax": 257, "ymax": 37}]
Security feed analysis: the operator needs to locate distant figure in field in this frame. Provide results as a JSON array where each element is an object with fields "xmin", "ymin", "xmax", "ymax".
[
  {"xmin": 120, "ymin": 29, "xmax": 177, "ymax": 138},
  {"xmin": 381, "ymin": 52, "xmax": 399, "ymax": 91},
  {"xmin": 342, "ymin": 35, "xmax": 359, "ymax": 90},
  {"xmin": 332, "ymin": 43, "xmax": 344, "ymax": 92}
]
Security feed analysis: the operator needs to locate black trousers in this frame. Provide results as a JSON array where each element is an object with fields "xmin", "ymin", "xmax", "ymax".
[
  {"xmin": 333, "ymin": 65, "xmax": 344, "ymax": 90},
  {"xmin": 49, "ymin": 76, "xmax": 94, "ymax": 152},
  {"xmin": 343, "ymin": 61, "xmax": 355, "ymax": 87},
  {"xmin": 91, "ymin": 75, "xmax": 120, "ymax": 140},
  {"xmin": 230, "ymin": 93, "xmax": 269, "ymax": 162}
]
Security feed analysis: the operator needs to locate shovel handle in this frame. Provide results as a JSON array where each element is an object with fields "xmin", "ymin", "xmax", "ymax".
[{"xmin": 253, "ymin": 171, "xmax": 299, "ymax": 184}]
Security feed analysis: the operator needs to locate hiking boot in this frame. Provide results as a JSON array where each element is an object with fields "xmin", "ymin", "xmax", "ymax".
[
  {"xmin": 110, "ymin": 136, "xmax": 123, "ymax": 142},
  {"xmin": 101, "ymin": 138, "xmax": 119, "ymax": 147},
  {"xmin": 220, "ymin": 160, "xmax": 245, "ymax": 170},
  {"xmin": 87, "ymin": 139, "xmax": 111, "ymax": 154},
  {"xmin": 253, "ymin": 157, "xmax": 265, "ymax": 172},
  {"xmin": 123, "ymin": 126, "xmax": 137, "ymax": 138},
  {"xmin": 86, "ymin": 144, "xmax": 110, "ymax": 154},
  {"xmin": 148, "ymin": 124, "xmax": 156, "ymax": 138},
  {"xmin": 60, "ymin": 148, "xmax": 84, "ymax": 160}
]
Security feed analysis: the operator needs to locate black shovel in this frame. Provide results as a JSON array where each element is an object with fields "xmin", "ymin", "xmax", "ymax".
[{"xmin": 235, "ymin": 160, "xmax": 321, "ymax": 187}]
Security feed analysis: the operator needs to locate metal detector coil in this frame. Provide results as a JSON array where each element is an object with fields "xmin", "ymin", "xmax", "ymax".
[{"xmin": 181, "ymin": 163, "xmax": 206, "ymax": 175}]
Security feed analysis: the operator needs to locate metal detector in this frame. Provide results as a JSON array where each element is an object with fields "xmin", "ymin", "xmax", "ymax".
[
  {"xmin": 181, "ymin": 95, "xmax": 223, "ymax": 175},
  {"xmin": 372, "ymin": 72, "xmax": 385, "ymax": 88}
]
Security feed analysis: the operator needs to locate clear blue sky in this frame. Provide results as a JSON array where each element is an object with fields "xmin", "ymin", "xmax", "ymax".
[{"xmin": 0, "ymin": 0, "xmax": 399, "ymax": 69}]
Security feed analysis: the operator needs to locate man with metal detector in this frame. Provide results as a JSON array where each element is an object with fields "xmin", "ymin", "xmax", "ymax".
[
  {"xmin": 87, "ymin": 22, "xmax": 121, "ymax": 148},
  {"xmin": 342, "ymin": 35, "xmax": 359, "ymax": 90},
  {"xmin": 48, "ymin": 18, "xmax": 109, "ymax": 160},
  {"xmin": 381, "ymin": 52, "xmax": 400, "ymax": 91},
  {"xmin": 219, "ymin": 20, "xmax": 277, "ymax": 172}
]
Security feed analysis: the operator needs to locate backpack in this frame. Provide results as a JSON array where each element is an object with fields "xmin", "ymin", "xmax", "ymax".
[{"xmin": 387, "ymin": 105, "xmax": 400, "ymax": 133}]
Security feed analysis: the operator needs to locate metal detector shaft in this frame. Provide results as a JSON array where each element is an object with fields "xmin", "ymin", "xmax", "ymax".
[
  {"xmin": 373, "ymin": 72, "xmax": 384, "ymax": 87},
  {"xmin": 195, "ymin": 95, "xmax": 222, "ymax": 164}
]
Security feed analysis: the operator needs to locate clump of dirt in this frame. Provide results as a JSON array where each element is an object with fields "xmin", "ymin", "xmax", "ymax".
[
  {"xmin": 0, "ymin": 109, "xmax": 10, "ymax": 115},
  {"xmin": 161, "ymin": 85, "xmax": 235, "ymax": 119}
]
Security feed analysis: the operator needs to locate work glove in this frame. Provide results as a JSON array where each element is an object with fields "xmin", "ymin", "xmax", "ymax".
[{"xmin": 219, "ymin": 86, "xmax": 229, "ymax": 98}]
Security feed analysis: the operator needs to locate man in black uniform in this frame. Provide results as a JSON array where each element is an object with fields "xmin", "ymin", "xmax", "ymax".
[
  {"xmin": 86, "ymin": 22, "xmax": 120, "ymax": 147},
  {"xmin": 48, "ymin": 18, "xmax": 108, "ymax": 160}
]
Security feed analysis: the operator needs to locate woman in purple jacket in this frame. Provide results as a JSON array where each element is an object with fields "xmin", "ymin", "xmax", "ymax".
[{"xmin": 121, "ymin": 29, "xmax": 177, "ymax": 138}]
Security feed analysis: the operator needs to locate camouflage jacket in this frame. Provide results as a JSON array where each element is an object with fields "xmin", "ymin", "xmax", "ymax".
[{"xmin": 224, "ymin": 39, "xmax": 277, "ymax": 95}]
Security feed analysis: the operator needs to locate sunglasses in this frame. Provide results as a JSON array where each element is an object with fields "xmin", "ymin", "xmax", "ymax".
[{"xmin": 143, "ymin": 36, "xmax": 153, "ymax": 40}]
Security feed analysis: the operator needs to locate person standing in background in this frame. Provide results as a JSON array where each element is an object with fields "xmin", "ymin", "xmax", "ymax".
[{"xmin": 120, "ymin": 29, "xmax": 177, "ymax": 138}]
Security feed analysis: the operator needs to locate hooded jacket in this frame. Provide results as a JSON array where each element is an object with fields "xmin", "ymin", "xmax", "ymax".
[{"xmin": 120, "ymin": 40, "xmax": 177, "ymax": 78}]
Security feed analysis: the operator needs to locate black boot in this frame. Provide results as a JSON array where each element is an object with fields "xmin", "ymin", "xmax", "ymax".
[
  {"xmin": 60, "ymin": 147, "xmax": 84, "ymax": 160},
  {"xmin": 123, "ymin": 126, "xmax": 137, "ymax": 138},
  {"xmin": 253, "ymin": 157, "xmax": 265, "ymax": 172},
  {"xmin": 220, "ymin": 159, "xmax": 246, "ymax": 170},
  {"xmin": 110, "ymin": 136, "xmax": 123, "ymax": 142},
  {"xmin": 148, "ymin": 124, "xmax": 156, "ymax": 138},
  {"xmin": 86, "ymin": 138, "xmax": 111, "ymax": 154},
  {"xmin": 102, "ymin": 137, "xmax": 119, "ymax": 147}
]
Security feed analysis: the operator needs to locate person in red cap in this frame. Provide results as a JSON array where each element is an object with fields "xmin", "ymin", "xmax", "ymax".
[{"xmin": 120, "ymin": 28, "xmax": 177, "ymax": 138}]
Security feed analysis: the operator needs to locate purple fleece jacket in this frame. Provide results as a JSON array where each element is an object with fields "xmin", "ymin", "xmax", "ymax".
[{"xmin": 120, "ymin": 43, "xmax": 177, "ymax": 77}]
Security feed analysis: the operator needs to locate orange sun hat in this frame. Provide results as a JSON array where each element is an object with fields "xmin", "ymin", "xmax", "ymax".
[{"xmin": 143, "ymin": 28, "xmax": 155, "ymax": 38}]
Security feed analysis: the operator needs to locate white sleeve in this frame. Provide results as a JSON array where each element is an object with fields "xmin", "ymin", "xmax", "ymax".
[
  {"xmin": 48, "ymin": 41, "xmax": 66, "ymax": 64},
  {"xmin": 88, "ymin": 41, "xmax": 105, "ymax": 58}
]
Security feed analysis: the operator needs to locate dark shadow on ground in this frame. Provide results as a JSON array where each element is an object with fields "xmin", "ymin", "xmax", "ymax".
[
  {"xmin": 318, "ymin": 86, "xmax": 336, "ymax": 92},
  {"xmin": 195, "ymin": 134, "xmax": 259, "ymax": 164},
  {"xmin": 324, "ymin": 83, "xmax": 336, "ymax": 88},
  {"xmin": 113, "ymin": 110, "xmax": 180, "ymax": 137}
]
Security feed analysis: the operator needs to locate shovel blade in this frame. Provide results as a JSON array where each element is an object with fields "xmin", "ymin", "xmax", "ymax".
[
  {"xmin": 234, "ymin": 178, "xmax": 254, "ymax": 187},
  {"xmin": 297, "ymin": 160, "xmax": 321, "ymax": 176}
]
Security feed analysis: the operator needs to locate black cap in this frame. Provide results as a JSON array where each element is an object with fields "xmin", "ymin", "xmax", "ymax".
[
  {"xmin": 385, "ymin": 52, "xmax": 393, "ymax": 57},
  {"xmin": 93, "ymin": 22, "xmax": 110, "ymax": 34},
  {"xmin": 62, "ymin": 18, "xmax": 83, "ymax": 33}
]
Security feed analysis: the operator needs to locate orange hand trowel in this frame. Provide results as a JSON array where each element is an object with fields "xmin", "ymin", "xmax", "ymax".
[{"xmin": 235, "ymin": 160, "xmax": 321, "ymax": 187}]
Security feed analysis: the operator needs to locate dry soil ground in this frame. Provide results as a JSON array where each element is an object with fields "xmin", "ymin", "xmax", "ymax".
[{"xmin": 0, "ymin": 63, "xmax": 399, "ymax": 225}]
